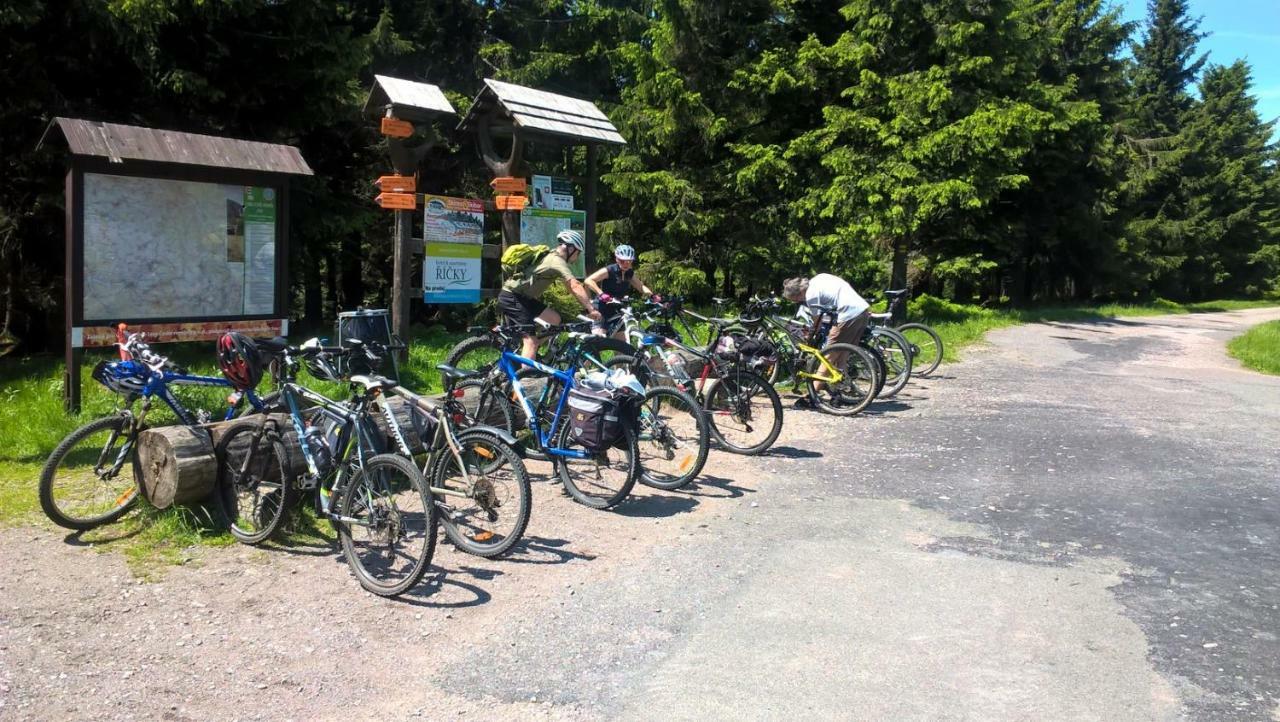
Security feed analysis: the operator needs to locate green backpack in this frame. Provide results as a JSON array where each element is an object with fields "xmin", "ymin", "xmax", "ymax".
[{"xmin": 500, "ymin": 243, "xmax": 552, "ymax": 283}]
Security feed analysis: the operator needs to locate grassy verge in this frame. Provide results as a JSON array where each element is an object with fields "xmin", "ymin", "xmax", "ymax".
[
  {"xmin": 1227, "ymin": 320, "xmax": 1280, "ymax": 375},
  {"xmin": 902, "ymin": 296, "xmax": 1280, "ymax": 363}
]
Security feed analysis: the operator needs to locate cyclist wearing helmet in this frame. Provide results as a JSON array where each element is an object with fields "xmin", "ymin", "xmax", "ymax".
[
  {"xmin": 498, "ymin": 229, "xmax": 602, "ymax": 359},
  {"xmin": 584, "ymin": 244, "xmax": 659, "ymax": 334}
]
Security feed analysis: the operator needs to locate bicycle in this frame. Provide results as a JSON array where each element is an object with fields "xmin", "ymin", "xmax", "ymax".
[
  {"xmin": 331, "ymin": 339, "xmax": 534, "ymax": 558},
  {"xmin": 215, "ymin": 338, "xmax": 435, "ymax": 597},
  {"xmin": 608, "ymin": 300, "xmax": 784, "ymax": 455},
  {"xmin": 734, "ymin": 298, "xmax": 881, "ymax": 416},
  {"xmin": 38, "ymin": 325, "xmax": 270, "ymax": 531},
  {"xmin": 871, "ymin": 289, "xmax": 944, "ymax": 377},
  {"xmin": 465, "ymin": 322, "xmax": 644, "ymax": 510}
]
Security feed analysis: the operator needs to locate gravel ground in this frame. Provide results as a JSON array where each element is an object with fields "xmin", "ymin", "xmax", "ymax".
[{"xmin": 2, "ymin": 307, "xmax": 1278, "ymax": 721}]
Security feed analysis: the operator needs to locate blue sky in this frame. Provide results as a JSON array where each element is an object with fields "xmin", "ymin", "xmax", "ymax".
[{"xmin": 1116, "ymin": 0, "xmax": 1280, "ymax": 134}]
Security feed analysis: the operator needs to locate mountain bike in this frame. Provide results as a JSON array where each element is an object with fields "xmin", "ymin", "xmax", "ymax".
[
  {"xmin": 465, "ymin": 322, "xmax": 643, "ymax": 510},
  {"xmin": 215, "ymin": 338, "xmax": 434, "ymax": 597},
  {"xmin": 735, "ymin": 298, "xmax": 882, "ymax": 415},
  {"xmin": 608, "ymin": 301, "xmax": 784, "ymax": 455},
  {"xmin": 872, "ymin": 289, "xmax": 944, "ymax": 376},
  {"xmin": 39, "ymin": 325, "xmax": 269, "ymax": 531},
  {"xmin": 339, "ymin": 339, "xmax": 533, "ymax": 559}
]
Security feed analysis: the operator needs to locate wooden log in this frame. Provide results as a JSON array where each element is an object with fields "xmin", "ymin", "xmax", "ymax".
[
  {"xmin": 136, "ymin": 426, "xmax": 216, "ymax": 508},
  {"xmin": 208, "ymin": 414, "xmax": 308, "ymax": 482},
  {"xmin": 371, "ymin": 396, "xmax": 428, "ymax": 455}
]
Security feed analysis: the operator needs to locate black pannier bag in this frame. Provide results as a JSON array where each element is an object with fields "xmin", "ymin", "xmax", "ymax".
[{"xmin": 567, "ymin": 386, "xmax": 623, "ymax": 451}]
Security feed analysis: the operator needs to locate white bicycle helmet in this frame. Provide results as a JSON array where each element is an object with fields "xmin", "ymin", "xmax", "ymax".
[
  {"xmin": 556, "ymin": 229, "xmax": 585, "ymax": 252},
  {"xmin": 614, "ymin": 244, "xmax": 636, "ymax": 261}
]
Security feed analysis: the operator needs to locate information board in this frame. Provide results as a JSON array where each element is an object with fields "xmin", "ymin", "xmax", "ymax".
[
  {"xmin": 81, "ymin": 174, "xmax": 279, "ymax": 321},
  {"xmin": 520, "ymin": 208, "xmax": 587, "ymax": 277}
]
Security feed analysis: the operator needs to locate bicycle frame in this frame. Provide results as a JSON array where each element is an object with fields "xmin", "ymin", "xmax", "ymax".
[{"xmin": 494, "ymin": 350, "xmax": 592, "ymax": 460}]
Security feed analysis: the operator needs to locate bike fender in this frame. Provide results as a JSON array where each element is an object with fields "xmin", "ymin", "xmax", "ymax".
[{"xmin": 459, "ymin": 425, "xmax": 525, "ymax": 457}]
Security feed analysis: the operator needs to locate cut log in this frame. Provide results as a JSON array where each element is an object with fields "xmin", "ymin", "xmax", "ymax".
[
  {"xmin": 210, "ymin": 415, "xmax": 308, "ymax": 482},
  {"xmin": 371, "ymin": 396, "xmax": 429, "ymax": 455},
  {"xmin": 136, "ymin": 426, "xmax": 216, "ymax": 508}
]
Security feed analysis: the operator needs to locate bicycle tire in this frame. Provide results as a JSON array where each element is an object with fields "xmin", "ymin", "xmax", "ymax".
[
  {"xmin": 214, "ymin": 422, "xmax": 293, "ymax": 544},
  {"xmin": 806, "ymin": 343, "xmax": 878, "ymax": 416},
  {"xmin": 630, "ymin": 380, "xmax": 710, "ymax": 491},
  {"xmin": 868, "ymin": 327, "xmax": 912, "ymax": 398},
  {"xmin": 897, "ymin": 323, "xmax": 944, "ymax": 376},
  {"xmin": 553, "ymin": 420, "xmax": 639, "ymax": 510},
  {"xmin": 337, "ymin": 452, "xmax": 436, "ymax": 597},
  {"xmin": 38, "ymin": 414, "xmax": 141, "ymax": 531},
  {"xmin": 445, "ymin": 334, "xmax": 504, "ymax": 373},
  {"xmin": 703, "ymin": 368, "xmax": 783, "ymax": 455},
  {"xmin": 429, "ymin": 428, "xmax": 531, "ymax": 558},
  {"xmin": 455, "ymin": 378, "xmax": 516, "ymax": 433},
  {"xmin": 860, "ymin": 341, "xmax": 887, "ymax": 398}
]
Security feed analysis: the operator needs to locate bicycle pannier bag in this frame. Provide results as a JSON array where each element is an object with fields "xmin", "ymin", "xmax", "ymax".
[{"xmin": 567, "ymin": 386, "xmax": 622, "ymax": 451}]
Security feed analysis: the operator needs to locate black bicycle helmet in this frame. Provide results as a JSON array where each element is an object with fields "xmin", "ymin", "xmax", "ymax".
[{"xmin": 217, "ymin": 332, "xmax": 264, "ymax": 390}]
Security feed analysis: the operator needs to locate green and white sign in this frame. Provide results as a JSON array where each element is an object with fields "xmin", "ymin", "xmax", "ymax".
[{"xmin": 424, "ymin": 241, "xmax": 482, "ymax": 303}]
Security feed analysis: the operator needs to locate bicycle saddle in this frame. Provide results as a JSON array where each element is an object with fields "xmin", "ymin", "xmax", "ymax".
[
  {"xmin": 883, "ymin": 289, "xmax": 908, "ymax": 298},
  {"xmin": 255, "ymin": 336, "xmax": 290, "ymax": 355},
  {"xmin": 711, "ymin": 296, "xmax": 731, "ymax": 306},
  {"xmin": 435, "ymin": 364, "xmax": 484, "ymax": 381},
  {"xmin": 349, "ymin": 374, "xmax": 396, "ymax": 391},
  {"xmin": 869, "ymin": 312, "xmax": 892, "ymax": 321}
]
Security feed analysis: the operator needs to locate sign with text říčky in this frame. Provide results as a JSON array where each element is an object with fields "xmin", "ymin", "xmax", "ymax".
[{"xmin": 424, "ymin": 241, "xmax": 481, "ymax": 303}]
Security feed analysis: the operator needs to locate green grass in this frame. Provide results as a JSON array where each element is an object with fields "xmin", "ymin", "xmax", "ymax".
[
  {"xmin": 899, "ymin": 295, "xmax": 1280, "ymax": 363},
  {"xmin": 1227, "ymin": 319, "xmax": 1280, "ymax": 375}
]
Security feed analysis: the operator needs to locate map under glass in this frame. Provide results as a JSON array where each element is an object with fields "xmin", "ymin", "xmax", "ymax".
[{"xmin": 82, "ymin": 174, "xmax": 277, "ymax": 321}]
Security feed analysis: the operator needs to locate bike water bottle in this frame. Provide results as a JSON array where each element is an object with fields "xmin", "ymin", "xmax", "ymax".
[{"xmin": 666, "ymin": 352, "xmax": 691, "ymax": 383}]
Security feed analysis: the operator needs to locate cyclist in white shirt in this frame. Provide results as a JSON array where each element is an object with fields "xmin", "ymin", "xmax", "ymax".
[{"xmin": 782, "ymin": 273, "xmax": 871, "ymax": 395}]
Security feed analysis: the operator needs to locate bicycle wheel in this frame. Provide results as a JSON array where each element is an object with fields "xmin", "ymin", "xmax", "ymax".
[
  {"xmin": 703, "ymin": 368, "xmax": 783, "ymax": 455},
  {"xmin": 337, "ymin": 453, "xmax": 436, "ymax": 597},
  {"xmin": 455, "ymin": 378, "xmax": 516, "ymax": 433},
  {"xmin": 806, "ymin": 343, "xmax": 878, "ymax": 416},
  {"xmin": 38, "ymin": 414, "xmax": 140, "ymax": 530},
  {"xmin": 897, "ymin": 323, "xmax": 943, "ymax": 376},
  {"xmin": 445, "ymin": 334, "xmax": 504, "ymax": 373},
  {"xmin": 215, "ymin": 422, "xmax": 293, "ymax": 544},
  {"xmin": 553, "ymin": 419, "xmax": 639, "ymax": 510},
  {"xmin": 429, "ymin": 428, "xmax": 531, "ymax": 558},
  {"xmin": 633, "ymin": 384, "xmax": 709, "ymax": 491},
  {"xmin": 868, "ymin": 327, "xmax": 912, "ymax": 398},
  {"xmin": 860, "ymin": 342, "xmax": 887, "ymax": 398}
]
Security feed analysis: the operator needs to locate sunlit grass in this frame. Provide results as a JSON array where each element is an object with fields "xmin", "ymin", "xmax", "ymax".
[{"xmin": 1228, "ymin": 319, "xmax": 1280, "ymax": 375}]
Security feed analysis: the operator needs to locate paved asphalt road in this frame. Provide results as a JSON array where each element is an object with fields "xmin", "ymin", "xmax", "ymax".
[{"xmin": 436, "ymin": 308, "xmax": 1280, "ymax": 720}]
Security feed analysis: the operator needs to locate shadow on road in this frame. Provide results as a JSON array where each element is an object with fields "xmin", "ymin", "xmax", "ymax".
[
  {"xmin": 396, "ymin": 570, "xmax": 493, "ymax": 609},
  {"xmin": 766, "ymin": 445, "xmax": 823, "ymax": 459},
  {"xmin": 499, "ymin": 535, "xmax": 597, "ymax": 565},
  {"xmin": 614, "ymin": 492, "xmax": 698, "ymax": 518},
  {"xmin": 680, "ymin": 474, "xmax": 752, "ymax": 499}
]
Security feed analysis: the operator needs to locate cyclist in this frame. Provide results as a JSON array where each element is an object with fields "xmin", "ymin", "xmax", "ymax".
[
  {"xmin": 498, "ymin": 229, "xmax": 602, "ymax": 359},
  {"xmin": 781, "ymin": 273, "xmax": 870, "ymax": 397},
  {"xmin": 584, "ymin": 244, "xmax": 659, "ymax": 335}
]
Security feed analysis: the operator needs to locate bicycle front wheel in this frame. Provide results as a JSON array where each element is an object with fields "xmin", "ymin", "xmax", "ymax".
[
  {"xmin": 38, "ymin": 414, "xmax": 140, "ymax": 530},
  {"xmin": 554, "ymin": 420, "xmax": 639, "ymax": 510},
  {"xmin": 897, "ymin": 323, "xmax": 943, "ymax": 376},
  {"xmin": 338, "ymin": 453, "xmax": 436, "ymax": 597},
  {"xmin": 444, "ymin": 334, "xmax": 504, "ymax": 373},
  {"xmin": 430, "ymin": 428, "xmax": 531, "ymax": 559},
  {"xmin": 703, "ymin": 368, "xmax": 783, "ymax": 455},
  {"xmin": 635, "ymin": 385, "xmax": 709, "ymax": 490}
]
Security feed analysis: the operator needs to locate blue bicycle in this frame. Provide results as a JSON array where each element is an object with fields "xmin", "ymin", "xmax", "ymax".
[
  {"xmin": 38, "ymin": 326, "xmax": 268, "ymax": 530},
  {"xmin": 468, "ymin": 321, "xmax": 643, "ymax": 510}
]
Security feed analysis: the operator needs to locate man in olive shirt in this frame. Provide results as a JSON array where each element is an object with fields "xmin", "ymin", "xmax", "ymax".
[{"xmin": 498, "ymin": 229, "xmax": 602, "ymax": 358}]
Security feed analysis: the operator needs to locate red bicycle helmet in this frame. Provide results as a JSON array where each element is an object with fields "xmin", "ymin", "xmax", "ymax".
[{"xmin": 216, "ymin": 332, "xmax": 263, "ymax": 390}]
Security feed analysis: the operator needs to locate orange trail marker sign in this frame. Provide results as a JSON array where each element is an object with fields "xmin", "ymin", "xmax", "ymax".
[
  {"xmin": 380, "ymin": 117, "xmax": 414, "ymax": 138},
  {"xmin": 376, "ymin": 192, "xmax": 416, "ymax": 210},
  {"xmin": 375, "ymin": 175, "xmax": 416, "ymax": 193}
]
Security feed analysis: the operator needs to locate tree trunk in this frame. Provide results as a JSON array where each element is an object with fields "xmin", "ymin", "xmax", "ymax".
[
  {"xmin": 136, "ymin": 426, "xmax": 217, "ymax": 508},
  {"xmin": 890, "ymin": 235, "xmax": 910, "ymax": 324},
  {"xmin": 340, "ymin": 231, "xmax": 363, "ymax": 311},
  {"xmin": 303, "ymin": 245, "xmax": 323, "ymax": 328}
]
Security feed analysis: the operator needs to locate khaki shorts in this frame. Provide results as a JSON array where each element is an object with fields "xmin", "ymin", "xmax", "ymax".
[{"xmin": 823, "ymin": 311, "xmax": 870, "ymax": 369}]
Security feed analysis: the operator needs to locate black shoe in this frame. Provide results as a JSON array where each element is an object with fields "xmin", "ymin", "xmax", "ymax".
[{"xmin": 793, "ymin": 397, "xmax": 814, "ymax": 409}]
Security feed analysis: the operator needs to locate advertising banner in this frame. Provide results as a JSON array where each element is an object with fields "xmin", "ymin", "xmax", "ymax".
[
  {"xmin": 424, "ymin": 241, "xmax": 482, "ymax": 303},
  {"xmin": 423, "ymin": 195, "xmax": 485, "ymax": 245}
]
